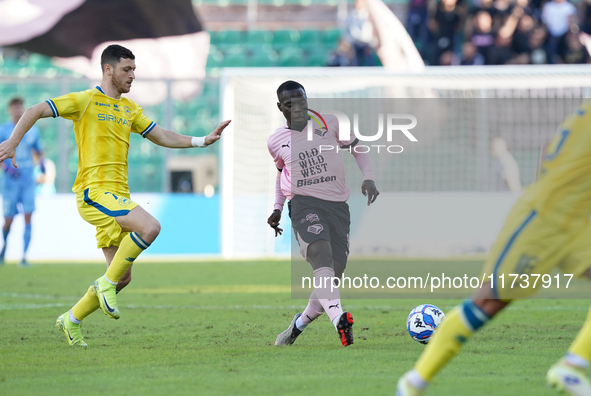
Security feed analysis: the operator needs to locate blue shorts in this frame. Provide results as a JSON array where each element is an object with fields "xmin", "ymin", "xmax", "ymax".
[{"xmin": 2, "ymin": 170, "xmax": 36, "ymax": 217}]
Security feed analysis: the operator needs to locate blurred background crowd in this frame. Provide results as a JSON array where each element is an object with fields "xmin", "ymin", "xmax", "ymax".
[
  {"xmin": 329, "ymin": 0, "xmax": 591, "ymax": 66},
  {"xmin": 407, "ymin": 0, "xmax": 591, "ymax": 65}
]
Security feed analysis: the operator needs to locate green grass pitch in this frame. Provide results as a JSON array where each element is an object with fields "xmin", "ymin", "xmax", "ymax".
[{"xmin": 0, "ymin": 260, "xmax": 588, "ymax": 396}]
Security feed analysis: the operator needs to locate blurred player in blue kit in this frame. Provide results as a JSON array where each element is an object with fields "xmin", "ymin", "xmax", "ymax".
[{"xmin": 0, "ymin": 97, "xmax": 44, "ymax": 267}]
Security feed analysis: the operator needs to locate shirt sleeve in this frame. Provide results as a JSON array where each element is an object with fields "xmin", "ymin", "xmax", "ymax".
[
  {"xmin": 274, "ymin": 155, "xmax": 285, "ymax": 171},
  {"xmin": 130, "ymin": 103, "xmax": 156, "ymax": 138},
  {"xmin": 274, "ymin": 170, "xmax": 287, "ymax": 211},
  {"xmin": 351, "ymin": 149, "xmax": 375, "ymax": 181},
  {"xmin": 47, "ymin": 91, "xmax": 88, "ymax": 121},
  {"xmin": 267, "ymin": 135, "xmax": 285, "ymax": 170}
]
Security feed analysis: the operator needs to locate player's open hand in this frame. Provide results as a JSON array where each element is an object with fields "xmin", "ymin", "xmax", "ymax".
[
  {"xmin": 267, "ymin": 209, "xmax": 283, "ymax": 237},
  {"xmin": 361, "ymin": 180, "xmax": 379, "ymax": 206},
  {"xmin": 204, "ymin": 120, "xmax": 231, "ymax": 146},
  {"xmin": 0, "ymin": 139, "xmax": 18, "ymax": 168}
]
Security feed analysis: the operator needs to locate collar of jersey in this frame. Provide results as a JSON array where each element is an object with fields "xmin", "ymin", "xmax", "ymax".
[
  {"xmin": 285, "ymin": 122, "xmax": 307, "ymax": 133},
  {"xmin": 96, "ymin": 86, "xmax": 124, "ymax": 102}
]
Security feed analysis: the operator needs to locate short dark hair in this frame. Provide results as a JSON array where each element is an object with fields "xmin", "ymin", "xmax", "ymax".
[
  {"xmin": 8, "ymin": 97, "xmax": 23, "ymax": 107},
  {"xmin": 277, "ymin": 80, "xmax": 305, "ymax": 100},
  {"xmin": 100, "ymin": 44, "xmax": 135, "ymax": 72}
]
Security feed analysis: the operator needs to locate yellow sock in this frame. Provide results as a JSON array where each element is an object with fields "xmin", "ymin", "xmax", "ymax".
[
  {"xmin": 415, "ymin": 300, "xmax": 490, "ymax": 382},
  {"xmin": 569, "ymin": 307, "xmax": 591, "ymax": 362},
  {"xmin": 105, "ymin": 232, "xmax": 149, "ymax": 283},
  {"xmin": 71, "ymin": 285, "xmax": 100, "ymax": 321}
]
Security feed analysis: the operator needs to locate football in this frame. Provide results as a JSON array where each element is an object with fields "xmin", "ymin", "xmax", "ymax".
[{"xmin": 407, "ymin": 304, "xmax": 446, "ymax": 344}]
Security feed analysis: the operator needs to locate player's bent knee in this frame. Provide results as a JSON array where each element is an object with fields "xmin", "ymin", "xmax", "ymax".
[
  {"xmin": 141, "ymin": 219, "xmax": 161, "ymax": 243},
  {"xmin": 150, "ymin": 219, "xmax": 161, "ymax": 238}
]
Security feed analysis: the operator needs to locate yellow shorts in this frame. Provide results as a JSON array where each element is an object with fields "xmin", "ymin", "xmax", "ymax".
[
  {"xmin": 76, "ymin": 188, "xmax": 138, "ymax": 249},
  {"xmin": 482, "ymin": 199, "xmax": 591, "ymax": 299}
]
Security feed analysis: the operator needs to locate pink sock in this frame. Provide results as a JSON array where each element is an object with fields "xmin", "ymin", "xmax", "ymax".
[
  {"xmin": 313, "ymin": 267, "xmax": 344, "ymax": 324},
  {"xmin": 302, "ymin": 290, "xmax": 324, "ymax": 324}
]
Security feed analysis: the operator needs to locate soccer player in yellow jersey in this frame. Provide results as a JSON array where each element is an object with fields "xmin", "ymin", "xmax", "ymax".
[
  {"xmin": 0, "ymin": 45, "xmax": 230, "ymax": 347},
  {"xmin": 397, "ymin": 102, "xmax": 591, "ymax": 396}
]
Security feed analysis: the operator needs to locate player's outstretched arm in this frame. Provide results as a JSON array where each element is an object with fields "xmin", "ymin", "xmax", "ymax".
[
  {"xmin": 0, "ymin": 102, "xmax": 53, "ymax": 167},
  {"xmin": 146, "ymin": 120, "xmax": 231, "ymax": 148}
]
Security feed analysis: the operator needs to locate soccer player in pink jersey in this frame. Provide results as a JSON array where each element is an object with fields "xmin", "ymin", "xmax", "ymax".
[{"xmin": 267, "ymin": 81, "xmax": 379, "ymax": 347}]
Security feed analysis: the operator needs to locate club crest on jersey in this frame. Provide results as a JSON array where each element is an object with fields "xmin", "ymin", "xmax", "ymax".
[
  {"xmin": 306, "ymin": 108, "xmax": 329, "ymax": 139},
  {"xmin": 300, "ymin": 213, "xmax": 320, "ymax": 224},
  {"xmin": 118, "ymin": 197, "xmax": 132, "ymax": 206},
  {"xmin": 123, "ymin": 106, "xmax": 132, "ymax": 118},
  {"xmin": 314, "ymin": 127, "xmax": 328, "ymax": 137},
  {"xmin": 307, "ymin": 224, "xmax": 324, "ymax": 235}
]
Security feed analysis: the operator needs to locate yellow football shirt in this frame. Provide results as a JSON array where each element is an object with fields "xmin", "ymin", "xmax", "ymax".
[
  {"xmin": 46, "ymin": 86, "xmax": 155, "ymax": 195},
  {"xmin": 523, "ymin": 100, "xmax": 591, "ymax": 231}
]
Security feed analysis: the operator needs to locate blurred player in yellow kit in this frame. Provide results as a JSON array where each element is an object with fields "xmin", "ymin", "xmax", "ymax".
[
  {"xmin": 0, "ymin": 45, "xmax": 230, "ymax": 347},
  {"xmin": 397, "ymin": 102, "xmax": 591, "ymax": 396}
]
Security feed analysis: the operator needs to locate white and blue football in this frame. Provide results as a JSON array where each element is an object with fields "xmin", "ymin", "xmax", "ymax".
[{"xmin": 407, "ymin": 304, "xmax": 446, "ymax": 344}]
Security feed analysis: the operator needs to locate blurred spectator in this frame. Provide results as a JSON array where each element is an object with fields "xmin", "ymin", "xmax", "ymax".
[
  {"xmin": 515, "ymin": 0, "xmax": 535, "ymax": 17},
  {"xmin": 491, "ymin": 137, "xmax": 522, "ymax": 192},
  {"xmin": 580, "ymin": 0, "xmax": 591, "ymax": 35},
  {"xmin": 505, "ymin": 52, "xmax": 531, "ymax": 63},
  {"xmin": 429, "ymin": 0, "xmax": 462, "ymax": 64},
  {"xmin": 469, "ymin": 11, "xmax": 496, "ymax": 64},
  {"xmin": 488, "ymin": 5, "xmax": 523, "ymax": 64},
  {"xmin": 473, "ymin": 0, "xmax": 497, "ymax": 19},
  {"xmin": 541, "ymin": 0, "xmax": 577, "ymax": 63},
  {"xmin": 489, "ymin": 34, "xmax": 517, "ymax": 64},
  {"xmin": 561, "ymin": 32, "xmax": 591, "ymax": 63},
  {"xmin": 512, "ymin": 14, "xmax": 535, "ymax": 54},
  {"xmin": 407, "ymin": 0, "xmax": 430, "ymax": 57},
  {"xmin": 529, "ymin": 0, "xmax": 544, "ymax": 20},
  {"xmin": 460, "ymin": 41, "xmax": 485, "ymax": 64},
  {"xmin": 345, "ymin": 0, "xmax": 378, "ymax": 66},
  {"xmin": 328, "ymin": 39, "xmax": 357, "ymax": 66},
  {"xmin": 492, "ymin": 0, "xmax": 513, "ymax": 25},
  {"xmin": 438, "ymin": 50, "xmax": 457, "ymax": 65},
  {"xmin": 529, "ymin": 26, "xmax": 549, "ymax": 64}
]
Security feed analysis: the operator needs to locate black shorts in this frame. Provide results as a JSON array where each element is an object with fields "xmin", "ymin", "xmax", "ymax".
[{"xmin": 288, "ymin": 195, "xmax": 350, "ymax": 267}]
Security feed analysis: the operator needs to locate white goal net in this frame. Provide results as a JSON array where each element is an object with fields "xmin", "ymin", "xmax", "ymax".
[{"xmin": 220, "ymin": 66, "xmax": 591, "ymax": 259}]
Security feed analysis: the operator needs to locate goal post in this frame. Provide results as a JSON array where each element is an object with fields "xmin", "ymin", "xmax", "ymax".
[{"xmin": 220, "ymin": 66, "xmax": 591, "ymax": 259}]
